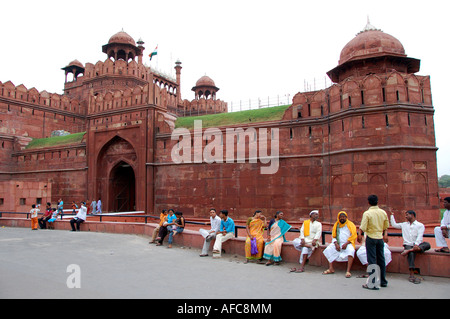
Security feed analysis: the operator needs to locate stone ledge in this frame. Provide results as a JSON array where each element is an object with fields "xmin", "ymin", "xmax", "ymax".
[{"xmin": 1, "ymin": 217, "xmax": 448, "ymax": 278}]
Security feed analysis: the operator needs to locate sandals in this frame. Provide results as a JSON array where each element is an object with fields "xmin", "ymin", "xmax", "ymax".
[
  {"xmin": 435, "ymin": 248, "xmax": 450, "ymax": 253},
  {"xmin": 322, "ymin": 269, "xmax": 334, "ymax": 275},
  {"xmin": 289, "ymin": 267, "xmax": 305, "ymax": 273},
  {"xmin": 409, "ymin": 276, "xmax": 422, "ymax": 284},
  {"xmin": 362, "ymin": 284, "xmax": 379, "ymax": 290}
]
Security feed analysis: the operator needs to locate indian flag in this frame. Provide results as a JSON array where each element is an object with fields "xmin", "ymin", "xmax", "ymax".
[{"xmin": 149, "ymin": 45, "xmax": 158, "ymax": 61}]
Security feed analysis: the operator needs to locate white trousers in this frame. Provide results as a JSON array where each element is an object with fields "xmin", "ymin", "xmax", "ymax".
[
  {"xmin": 212, "ymin": 232, "xmax": 234, "ymax": 257},
  {"xmin": 434, "ymin": 227, "xmax": 449, "ymax": 247},
  {"xmin": 199, "ymin": 229, "xmax": 217, "ymax": 255},
  {"xmin": 356, "ymin": 244, "xmax": 392, "ymax": 266},
  {"xmin": 323, "ymin": 243, "xmax": 355, "ymax": 263}
]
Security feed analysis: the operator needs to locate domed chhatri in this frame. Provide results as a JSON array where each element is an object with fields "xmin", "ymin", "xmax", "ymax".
[
  {"xmin": 327, "ymin": 18, "xmax": 420, "ymax": 83},
  {"xmin": 101, "ymin": 30, "xmax": 143, "ymax": 62},
  {"xmin": 192, "ymin": 75, "xmax": 220, "ymax": 100}
]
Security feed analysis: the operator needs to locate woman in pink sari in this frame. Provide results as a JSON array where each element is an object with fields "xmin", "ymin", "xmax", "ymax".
[
  {"xmin": 263, "ymin": 211, "xmax": 291, "ymax": 265},
  {"xmin": 244, "ymin": 210, "xmax": 267, "ymax": 263}
]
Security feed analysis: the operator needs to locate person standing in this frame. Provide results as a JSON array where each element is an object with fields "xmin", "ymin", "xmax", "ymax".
[
  {"xmin": 434, "ymin": 197, "xmax": 450, "ymax": 253},
  {"xmin": 70, "ymin": 202, "xmax": 87, "ymax": 231},
  {"xmin": 57, "ymin": 198, "xmax": 64, "ymax": 215},
  {"xmin": 359, "ymin": 194, "xmax": 389, "ymax": 290},
  {"xmin": 96, "ymin": 198, "xmax": 102, "ymax": 214},
  {"xmin": 90, "ymin": 199, "xmax": 97, "ymax": 215},
  {"xmin": 212, "ymin": 210, "xmax": 235, "ymax": 258},
  {"xmin": 199, "ymin": 208, "xmax": 221, "ymax": 257},
  {"xmin": 390, "ymin": 210, "xmax": 430, "ymax": 283},
  {"xmin": 30, "ymin": 204, "xmax": 40, "ymax": 230}
]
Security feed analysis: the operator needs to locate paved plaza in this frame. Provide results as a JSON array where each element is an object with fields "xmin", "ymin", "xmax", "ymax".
[{"xmin": 1, "ymin": 226, "xmax": 449, "ymax": 300}]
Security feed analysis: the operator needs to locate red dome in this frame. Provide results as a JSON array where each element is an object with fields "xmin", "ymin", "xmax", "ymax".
[
  {"xmin": 67, "ymin": 59, "xmax": 84, "ymax": 68},
  {"xmin": 108, "ymin": 31, "xmax": 136, "ymax": 46},
  {"xmin": 339, "ymin": 29, "xmax": 406, "ymax": 65},
  {"xmin": 195, "ymin": 75, "xmax": 216, "ymax": 87}
]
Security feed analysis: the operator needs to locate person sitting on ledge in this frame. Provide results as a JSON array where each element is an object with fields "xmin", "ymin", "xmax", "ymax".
[
  {"xmin": 263, "ymin": 211, "xmax": 291, "ymax": 266},
  {"xmin": 70, "ymin": 202, "xmax": 87, "ymax": 231},
  {"xmin": 322, "ymin": 211, "xmax": 357, "ymax": 278},
  {"xmin": 38, "ymin": 202, "xmax": 53, "ymax": 229},
  {"xmin": 212, "ymin": 210, "xmax": 235, "ymax": 258},
  {"xmin": 156, "ymin": 209, "xmax": 177, "ymax": 246},
  {"xmin": 291, "ymin": 210, "xmax": 322, "ymax": 273},
  {"xmin": 199, "ymin": 208, "xmax": 221, "ymax": 257},
  {"xmin": 391, "ymin": 210, "xmax": 430, "ymax": 284},
  {"xmin": 47, "ymin": 208, "xmax": 59, "ymax": 230},
  {"xmin": 244, "ymin": 210, "xmax": 267, "ymax": 264},
  {"xmin": 149, "ymin": 209, "xmax": 167, "ymax": 244},
  {"xmin": 167, "ymin": 211, "xmax": 185, "ymax": 248},
  {"xmin": 434, "ymin": 197, "xmax": 450, "ymax": 253}
]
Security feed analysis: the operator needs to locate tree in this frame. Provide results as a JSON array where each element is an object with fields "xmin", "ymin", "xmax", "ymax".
[{"xmin": 438, "ymin": 175, "xmax": 450, "ymax": 188}]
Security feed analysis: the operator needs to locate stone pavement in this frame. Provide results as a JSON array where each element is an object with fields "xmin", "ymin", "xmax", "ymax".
[{"xmin": 1, "ymin": 226, "xmax": 449, "ymax": 300}]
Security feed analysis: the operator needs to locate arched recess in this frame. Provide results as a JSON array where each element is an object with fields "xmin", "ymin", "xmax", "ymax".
[
  {"xmin": 108, "ymin": 160, "xmax": 136, "ymax": 212},
  {"xmin": 96, "ymin": 136, "xmax": 138, "ymax": 212}
]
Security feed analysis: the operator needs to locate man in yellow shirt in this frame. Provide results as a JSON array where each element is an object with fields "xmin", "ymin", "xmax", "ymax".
[{"xmin": 358, "ymin": 194, "xmax": 389, "ymax": 289}]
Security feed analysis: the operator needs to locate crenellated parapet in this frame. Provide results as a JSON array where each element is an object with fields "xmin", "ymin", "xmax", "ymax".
[
  {"xmin": 292, "ymin": 71, "xmax": 432, "ymax": 119},
  {"xmin": 0, "ymin": 80, "xmax": 84, "ymax": 115}
]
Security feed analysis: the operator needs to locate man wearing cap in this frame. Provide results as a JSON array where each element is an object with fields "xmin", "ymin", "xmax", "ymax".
[
  {"xmin": 291, "ymin": 210, "xmax": 322, "ymax": 272},
  {"xmin": 322, "ymin": 211, "xmax": 357, "ymax": 278},
  {"xmin": 70, "ymin": 201, "xmax": 87, "ymax": 231}
]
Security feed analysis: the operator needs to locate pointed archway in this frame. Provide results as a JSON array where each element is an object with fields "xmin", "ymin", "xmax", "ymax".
[
  {"xmin": 110, "ymin": 161, "xmax": 136, "ymax": 212},
  {"xmin": 96, "ymin": 135, "xmax": 138, "ymax": 212}
]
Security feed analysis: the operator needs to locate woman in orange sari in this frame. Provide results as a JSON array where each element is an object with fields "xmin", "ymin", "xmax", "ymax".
[{"xmin": 244, "ymin": 210, "xmax": 267, "ymax": 263}]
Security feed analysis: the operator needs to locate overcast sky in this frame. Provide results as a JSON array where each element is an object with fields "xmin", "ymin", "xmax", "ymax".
[{"xmin": 1, "ymin": 0, "xmax": 448, "ymax": 176}]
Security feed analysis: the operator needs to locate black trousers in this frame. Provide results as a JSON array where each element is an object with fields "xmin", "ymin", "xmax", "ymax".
[
  {"xmin": 70, "ymin": 218, "xmax": 84, "ymax": 231},
  {"xmin": 404, "ymin": 242, "xmax": 431, "ymax": 269},
  {"xmin": 38, "ymin": 216, "xmax": 50, "ymax": 229},
  {"xmin": 366, "ymin": 236, "xmax": 388, "ymax": 286},
  {"xmin": 157, "ymin": 225, "xmax": 168, "ymax": 243}
]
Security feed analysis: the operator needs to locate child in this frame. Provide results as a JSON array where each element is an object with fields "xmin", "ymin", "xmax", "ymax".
[
  {"xmin": 30, "ymin": 204, "xmax": 40, "ymax": 230},
  {"xmin": 47, "ymin": 208, "xmax": 59, "ymax": 230},
  {"xmin": 71, "ymin": 201, "xmax": 78, "ymax": 214}
]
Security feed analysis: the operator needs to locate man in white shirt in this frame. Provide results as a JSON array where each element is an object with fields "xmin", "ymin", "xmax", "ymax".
[
  {"xmin": 70, "ymin": 202, "xmax": 87, "ymax": 231},
  {"xmin": 390, "ymin": 210, "xmax": 430, "ymax": 283},
  {"xmin": 199, "ymin": 208, "xmax": 222, "ymax": 257},
  {"xmin": 292, "ymin": 210, "xmax": 322, "ymax": 272},
  {"xmin": 434, "ymin": 197, "xmax": 450, "ymax": 253}
]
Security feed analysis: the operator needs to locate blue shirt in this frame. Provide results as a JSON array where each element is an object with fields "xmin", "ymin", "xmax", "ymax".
[
  {"xmin": 220, "ymin": 217, "xmax": 235, "ymax": 233},
  {"xmin": 167, "ymin": 214, "xmax": 177, "ymax": 224}
]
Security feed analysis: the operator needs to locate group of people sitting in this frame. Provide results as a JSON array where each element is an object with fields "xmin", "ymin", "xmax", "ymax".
[
  {"xmin": 149, "ymin": 209, "xmax": 186, "ymax": 248},
  {"xmin": 29, "ymin": 202, "xmax": 61, "ymax": 230},
  {"xmin": 148, "ymin": 195, "xmax": 450, "ymax": 287},
  {"xmin": 29, "ymin": 200, "xmax": 88, "ymax": 232}
]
